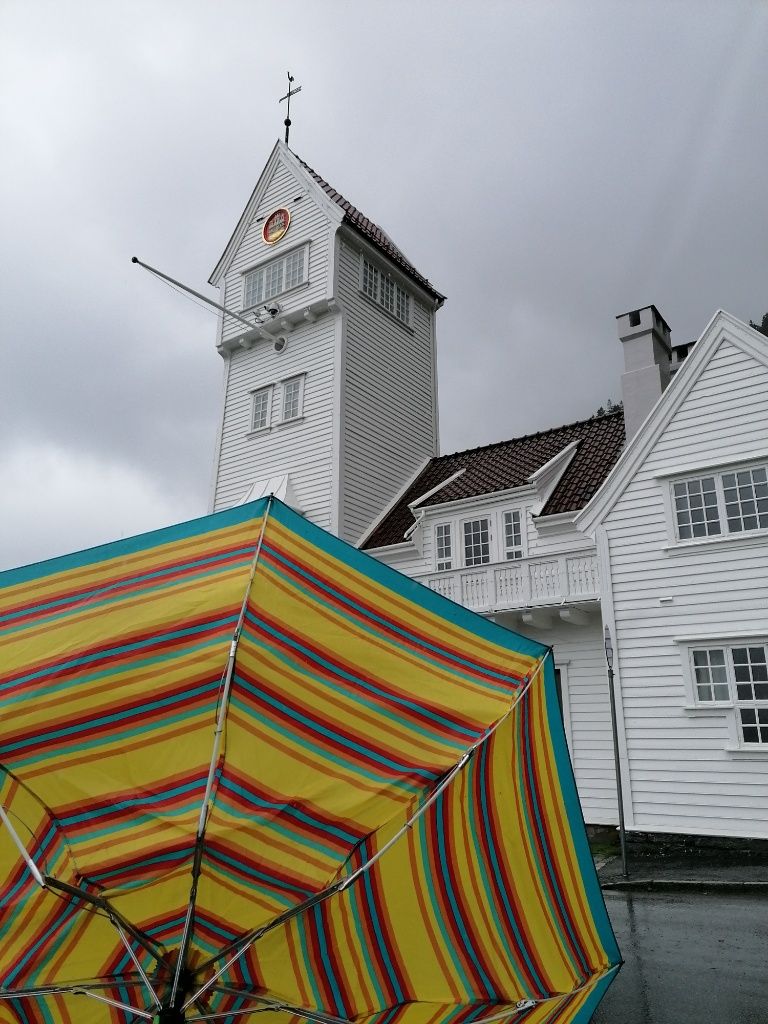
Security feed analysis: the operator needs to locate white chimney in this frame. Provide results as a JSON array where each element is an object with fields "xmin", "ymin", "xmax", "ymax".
[{"xmin": 617, "ymin": 305, "xmax": 672, "ymax": 440}]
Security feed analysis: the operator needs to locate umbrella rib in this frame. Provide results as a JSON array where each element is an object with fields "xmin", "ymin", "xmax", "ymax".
[
  {"xmin": 184, "ymin": 653, "xmax": 550, "ymax": 1011},
  {"xmin": 209, "ymin": 986, "xmax": 353, "ymax": 1024},
  {"xmin": 0, "ymin": 982, "xmax": 154, "ymax": 1020},
  {"xmin": 0, "ymin": 805, "xmax": 170, "ymax": 968},
  {"xmin": 170, "ymin": 496, "xmax": 274, "ymax": 1009}
]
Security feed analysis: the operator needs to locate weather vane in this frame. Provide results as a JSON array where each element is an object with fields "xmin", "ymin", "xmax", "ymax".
[{"xmin": 279, "ymin": 71, "xmax": 302, "ymax": 145}]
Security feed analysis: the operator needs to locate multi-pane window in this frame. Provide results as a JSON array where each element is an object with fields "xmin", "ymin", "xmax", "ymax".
[
  {"xmin": 360, "ymin": 257, "xmax": 410, "ymax": 325},
  {"xmin": 722, "ymin": 467, "xmax": 768, "ymax": 533},
  {"xmin": 362, "ymin": 259, "xmax": 378, "ymax": 300},
  {"xmin": 691, "ymin": 643, "xmax": 768, "ymax": 745},
  {"xmin": 396, "ymin": 288, "xmax": 410, "ymax": 324},
  {"xmin": 463, "ymin": 518, "xmax": 491, "ymax": 567},
  {"xmin": 673, "ymin": 477, "xmax": 720, "ymax": 539},
  {"xmin": 503, "ymin": 510, "xmax": 523, "ymax": 559},
  {"xmin": 672, "ymin": 464, "xmax": 768, "ymax": 541},
  {"xmin": 281, "ymin": 376, "xmax": 304, "ymax": 421},
  {"xmin": 692, "ymin": 649, "xmax": 729, "ymax": 702},
  {"xmin": 380, "ymin": 275, "xmax": 395, "ymax": 314},
  {"xmin": 435, "ymin": 524, "xmax": 452, "ymax": 571},
  {"xmin": 251, "ymin": 387, "xmax": 272, "ymax": 431},
  {"xmin": 284, "ymin": 248, "xmax": 305, "ymax": 290},
  {"xmin": 243, "ymin": 246, "xmax": 307, "ymax": 308}
]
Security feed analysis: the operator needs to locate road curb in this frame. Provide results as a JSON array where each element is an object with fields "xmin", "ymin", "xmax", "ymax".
[{"xmin": 601, "ymin": 878, "xmax": 768, "ymax": 893}]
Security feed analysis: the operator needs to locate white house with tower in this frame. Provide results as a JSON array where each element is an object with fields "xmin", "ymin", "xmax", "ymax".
[{"xmin": 209, "ymin": 140, "xmax": 768, "ymax": 842}]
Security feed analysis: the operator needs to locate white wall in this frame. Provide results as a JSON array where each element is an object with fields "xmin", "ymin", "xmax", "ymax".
[
  {"xmin": 603, "ymin": 334, "xmax": 768, "ymax": 838},
  {"xmin": 337, "ymin": 234, "xmax": 438, "ymax": 544},
  {"xmin": 212, "ymin": 314, "xmax": 337, "ymax": 528},
  {"xmin": 220, "ymin": 158, "xmax": 333, "ymax": 348}
]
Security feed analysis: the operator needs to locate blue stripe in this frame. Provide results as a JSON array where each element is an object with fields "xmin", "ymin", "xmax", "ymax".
[
  {"xmin": 218, "ymin": 776, "xmax": 360, "ymax": 846},
  {"xmin": 312, "ymin": 903, "xmax": 346, "ymax": 1014},
  {"xmin": 540, "ymin": 655, "xmax": 621, "ymax": 964},
  {"xmin": 0, "ymin": 546, "xmax": 255, "ymax": 630},
  {"xmin": 477, "ymin": 738, "xmax": 546, "ymax": 995},
  {"xmin": 0, "ymin": 498, "xmax": 268, "ymax": 588},
  {"xmin": 268, "ymin": 498, "xmax": 546, "ymax": 659},
  {"xmin": 520, "ymin": 685, "xmax": 588, "ymax": 978},
  {"xmin": 263, "ymin": 540, "xmax": 528, "ymax": 688},
  {"xmin": 0, "ymin": 615, "xmax": 236, "ymax": 697},
  {"xmin": 434, "ymin": 794, "xmax": 496, "ymax": 998},
  {"xmin": 0, "ymin": 678, "xmax": 220, "ymax": 758},
  {"xmin": 235, "ymin": 667, "xmax": 439, "ymax": 782}
]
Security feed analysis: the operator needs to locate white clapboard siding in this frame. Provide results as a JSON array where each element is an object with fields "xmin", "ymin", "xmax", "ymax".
[
  {"xmin": 338, "ymin": 237, "xmax": 438, "ymax": 543},
  {"xmin": 603, "ymin": 334, "xmax": 768, "ymax": 838},
  {"xmin": 213, "ymin": 315, "xmax": 337, "ymax": 529},
  {"xmin": 520, "ymin": 618, "xmax": 619, "ymax": 825},
  {"xmin": 221, "ymin": 158, "xmax": 332, "ymax": 347}
]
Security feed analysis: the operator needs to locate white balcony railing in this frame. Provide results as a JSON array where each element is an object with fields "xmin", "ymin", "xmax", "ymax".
[{"xmin": 420, "ymin": 552, "xmax": 600, "ymax": 613}]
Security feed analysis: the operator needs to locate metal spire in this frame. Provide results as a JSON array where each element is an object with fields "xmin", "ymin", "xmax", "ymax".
[{"xmin": 279, "ymin": 71, "xmax": 302, "ymax": 145}]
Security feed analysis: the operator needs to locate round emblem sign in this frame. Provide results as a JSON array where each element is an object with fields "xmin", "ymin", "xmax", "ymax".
[{"xmin": 263, "ymin": 208, "xmax": 291, "ymax": 245}]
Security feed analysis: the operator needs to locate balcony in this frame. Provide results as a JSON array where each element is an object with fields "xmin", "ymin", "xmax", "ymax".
[{"xmin": 419, "ymin": 552, "xmax": 600, "ymax": 614}]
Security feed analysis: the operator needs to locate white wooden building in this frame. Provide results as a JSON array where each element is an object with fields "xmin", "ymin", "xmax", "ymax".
[{"xmin": 210, "ymin": 141, "xmax": 768, "ymax": 841}]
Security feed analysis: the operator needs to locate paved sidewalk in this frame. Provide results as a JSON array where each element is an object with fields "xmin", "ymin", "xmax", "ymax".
[{"xmin": 597, "ymin": 853, "xmax": 768, "ymax": 891}]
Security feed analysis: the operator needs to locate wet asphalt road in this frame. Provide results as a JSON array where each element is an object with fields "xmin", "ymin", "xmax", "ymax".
[{"xmin": 592, "ymin": 891, "xmax": 768, "ymax": 1023}]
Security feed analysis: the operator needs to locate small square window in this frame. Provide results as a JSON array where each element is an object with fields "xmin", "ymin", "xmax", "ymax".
[
  {"xmin": 281, "ymin": 376, "xmax": 304, "ymax": 422},
  {"xmin": 251, "ymin": 387, "xmax": 272, "ymax": 431}
]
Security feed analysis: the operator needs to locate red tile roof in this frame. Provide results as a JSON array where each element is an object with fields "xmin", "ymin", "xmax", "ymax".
[
  {"xmin": 293, "ymin": 153, "xmax": 446, "ymax": 305},
  {"xmin": 362, "ymin": 410, "xmax": 626, "ymax": 549}
]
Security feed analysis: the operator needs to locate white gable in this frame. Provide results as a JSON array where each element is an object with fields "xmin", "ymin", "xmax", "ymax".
[{"xmin": 578, "ymin": 311, "xmax": 768, "ymax": 535}]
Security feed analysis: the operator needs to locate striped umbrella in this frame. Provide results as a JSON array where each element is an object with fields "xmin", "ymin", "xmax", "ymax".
[{"xmin": 0, "ymin": 497, "xmax": 620, "ymax": 1024}]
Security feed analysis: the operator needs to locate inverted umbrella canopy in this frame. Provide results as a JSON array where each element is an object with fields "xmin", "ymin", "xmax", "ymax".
[{"xmin": 0, "ymin": 497, "xmax": 620, "ymax": 1024}]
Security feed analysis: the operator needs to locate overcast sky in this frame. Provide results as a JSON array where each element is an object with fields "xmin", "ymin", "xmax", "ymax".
[{"xmin": 1, "ymin": 1, "xmax": 766, "ymax": 569}]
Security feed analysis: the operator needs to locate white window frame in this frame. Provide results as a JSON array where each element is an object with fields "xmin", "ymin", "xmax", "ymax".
[
  {"xmin": 242, "ymin": 243, "xmax": 309, "ymax": 310},
  {"xmin": 668, "ymin": 461, "xmax": 768, "ymax": 544},
  {"xmin": 359, "ymin": 255, "xmax": 411, "ymax": 327},
  {"xmin": 461, "ymin": 516, "xmax": 492, "ymax": 568},
  {"xmin": 434, "ymin": 523, "xmax": 453, "ymax": 571},
  {"xmin": 249, "ymin": 385, "xmax": 273, "ymax": 433},
  {"xmin": 279, "ymin": 374, "xmax": 305, "ymax": 424},
  {"xmin": 680, "ymin": 637, "xmax": 768, "ymax": 753},
  {"xmin": 503, "ymin": 509, "xmax": 523, "ymax": 560}
]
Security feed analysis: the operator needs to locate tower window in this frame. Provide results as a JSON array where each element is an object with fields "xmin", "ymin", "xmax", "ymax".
[
  {"xmin": 362, "ymin": 259, "xmax": 379, "ymax": 300},
  {"xmin": 243, "ymin": 245, "xmax": 308, "ymax": 309},
  {"xmin": 250, "ymin": 386, "xmax": 273, "ymax": 431},
  {"xmin": 360, "ymin": 256, "xmax": 411, "ymax": 325},
  {"xmin": 281, "ymin": 375, "xmax": 305, "ymax": 422}
]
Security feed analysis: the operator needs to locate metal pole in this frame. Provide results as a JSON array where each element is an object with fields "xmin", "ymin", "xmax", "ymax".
[
  {"xmin": 604, "ymin": 626, "xmax": 628, "ymax": 878},
  {"xmin": 131, "ymin": 256, "xmax": 258, "ymax": 330}
]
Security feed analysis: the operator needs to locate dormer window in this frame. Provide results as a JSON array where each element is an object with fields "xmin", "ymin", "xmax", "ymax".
[
  {"xmin": 435, "ymin": 523, "xmax": 452, "ymax": 571},
  {"xmin": 360, "ymin": 257, "xmax": 411, "ymax": 325},
  {"xmin": 463, "ymin": 518, "xmax": 491, "ymax": 567},
  {"xmin": 503, "ymin": 510, "xmax": 523, "ymax": 560},
  {"xmin": 243, "ymin": 245, "xmax": 307, "ymax": 309}
]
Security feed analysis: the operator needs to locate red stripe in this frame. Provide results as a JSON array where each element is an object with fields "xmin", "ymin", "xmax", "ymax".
[{"xmin": 0, "ymin": 541, "xmax": 252, "ymax": 630}]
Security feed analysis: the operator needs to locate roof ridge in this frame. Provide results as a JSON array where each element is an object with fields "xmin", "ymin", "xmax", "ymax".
[
  {"xmin": 430, "ymin": 408, "xmax": 625, "ymax": 463},
  {"xmin": 291, "ymin": 149, "xmax": 445, "ymax": 303}
]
